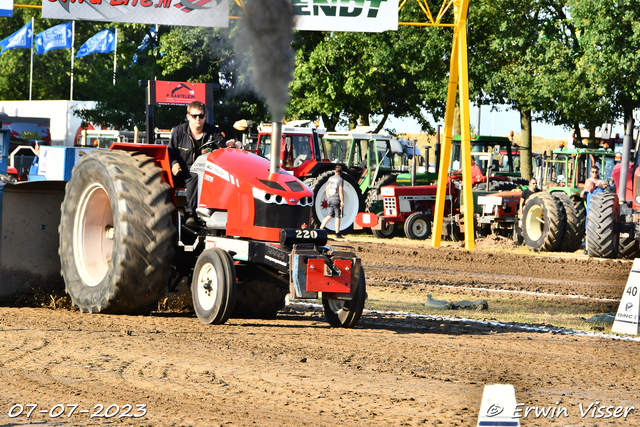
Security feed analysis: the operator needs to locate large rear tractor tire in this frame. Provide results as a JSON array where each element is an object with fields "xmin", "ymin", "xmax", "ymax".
[
  {"xmin": 59, "ymin": 150, "xmax": 176, "ymax": 314},
  {"xmin": 323, "ymin": 266, "xmax": 366, "ymax": 328},
  {"xmin": 521, "ymin": 192, "xmax": 566, "ymax": 251},
  {"xmin": 308, "ymin": 171, "xmax": 363, "ymax": 233},
  {"xmin": 618, "ymin": 233, "xmax": 640, "ymax": 259},
  {"xmin": 371, "ymin": 212, "xmax": 396, "ymax": 239},
  {"xmin": 191, "ymin": 248, "xmax": 236, "ymax": 325},
  {"xmin": 554, "ymin": 192, "xmax": 586, "ymax": 253},
  {"xmin": 586, "ymin": 193, "xmax": 619, "ymax": 259},
  {"xmin": 404, "ymin": 212, "xmax": 431, "ymax": 240},
  {"xmin": 365, "ymin": 174, "xmax": 397, "ymax": 213}
]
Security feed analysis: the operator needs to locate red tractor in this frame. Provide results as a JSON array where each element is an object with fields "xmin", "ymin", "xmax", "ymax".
[
  {"xmin": 356, "ymin": 175, "xmax": 466, "ymax": 240},
  {"xmin": 58, "ymin": 122, "xmax": 366, "ymax": 328}
]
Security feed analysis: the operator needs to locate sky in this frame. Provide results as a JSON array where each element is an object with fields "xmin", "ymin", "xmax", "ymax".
[{"xmin": 381, "ymin": 104, "xmax": 630, "ymax": 141}]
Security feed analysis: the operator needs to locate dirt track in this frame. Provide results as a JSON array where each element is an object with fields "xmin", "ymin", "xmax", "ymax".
[{"xmin": 1, "ymin": 238, "xmax": 639, "ymax": 427}]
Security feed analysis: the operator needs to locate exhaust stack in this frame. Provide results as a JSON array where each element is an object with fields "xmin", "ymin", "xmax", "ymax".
[{"xmin": 270, "ymin": 121, "xmax": 283, "ymax": 175}]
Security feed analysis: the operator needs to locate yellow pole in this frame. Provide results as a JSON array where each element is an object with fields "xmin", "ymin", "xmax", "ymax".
[
  {"xmin": 432, "ymin": 0, "xmax": 473, "ymax": 250},
  {"xmin": 431, "ymin": 29, "xmax": 459, "ymax": 247},
  {"xmin": 456, "ymin": 0, "xmax": 474, "ymax": 250}
]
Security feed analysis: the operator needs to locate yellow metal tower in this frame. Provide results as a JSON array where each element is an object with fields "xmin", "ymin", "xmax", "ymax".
[{"xmin": 399, "ymin": 0, "xmax": 474, "ymax": 250}]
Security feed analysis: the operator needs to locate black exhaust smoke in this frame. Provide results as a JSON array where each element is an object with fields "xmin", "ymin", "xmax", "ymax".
[{"xmin": 235, "ymin": 0, "xmax": 296, "ymax": 122}]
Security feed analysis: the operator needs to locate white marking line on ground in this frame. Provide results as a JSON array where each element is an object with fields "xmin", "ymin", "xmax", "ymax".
[
  {"xmin": 373, "ymin": 279, "xmax": 619, "ymax": 303},
  {"xmin": 286, "ymin": 302, "xmax": 640, "ymax": 342}
]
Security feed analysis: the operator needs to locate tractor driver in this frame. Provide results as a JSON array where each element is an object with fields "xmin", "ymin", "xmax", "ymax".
[{"xmin": 168, "ymin": 101, "xmax": 229, "ymax": 226}]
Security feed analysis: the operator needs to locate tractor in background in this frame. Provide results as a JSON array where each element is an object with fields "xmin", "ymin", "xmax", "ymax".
[
  {"xmin": 586, "ymin": 136, "xmax": 640, "ymax": 259},
  {"xmin": 356, "ymin": 135, "xmax": 527, "ymax": 240},
  {"xmin": 58, "ymin": 121, "xmax": 367, "ymax": 328},
  {"xmin": 519, "ymin": 146, "xmax": 619, "ymax": 254},
  {"xmin": 254, "ymin": 123, "xmax": 420, "ymax": 234},
  {"xmin": 321, "ymin": 128, "xmax": 420, "ymax": 215}
]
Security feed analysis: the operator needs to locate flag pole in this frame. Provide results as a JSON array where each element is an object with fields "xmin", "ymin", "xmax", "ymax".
[
  {"xmin": 70, "ymin": 21, "xmax": 75, "ymax": 101},
  {"xmin": 29, "ymin": 17, "xmax": 34, "ymax": 101},
  {"xmin": 112, "ymin": 28, "xmax": 117, "ymax": 85}
]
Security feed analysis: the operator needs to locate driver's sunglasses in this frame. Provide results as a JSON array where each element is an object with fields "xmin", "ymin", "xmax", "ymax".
[
  {"xmin": 190, "ymin": 113, "xmax": 205, "ymax": 119},
  {"xmin": 591, "ymin": 170, "xmax": 599, "ymax": 174}
]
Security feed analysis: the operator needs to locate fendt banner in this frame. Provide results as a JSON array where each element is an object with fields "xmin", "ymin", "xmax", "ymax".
[
  {"xmin": 292, "ymin": 0, "xmax": 398, "ymax": 32},
  {"xmin": 43, "ymin": 0, "xmax": 229, "ymax": 28},
  {"xmin": 43, "ymin": 0, "xmax": 397, "ymax": 32}
]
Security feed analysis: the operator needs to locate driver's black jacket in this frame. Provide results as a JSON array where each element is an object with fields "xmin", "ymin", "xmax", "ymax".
[{"xmin": 167, "ymin": 121, "xmax": 227, "ymax": 171}]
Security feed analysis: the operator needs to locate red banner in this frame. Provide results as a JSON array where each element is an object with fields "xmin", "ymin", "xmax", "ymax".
[{"xmin": 151, "ymin": 81, "xmax": 208, "ymax": 106}]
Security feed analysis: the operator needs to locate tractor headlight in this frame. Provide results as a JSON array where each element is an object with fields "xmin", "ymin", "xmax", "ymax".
[
  {"xmin": 297, "ymin": 196, "xmax": 313, "ymax": 207},
  {"xmin": 635, "ymin": 195, "xmax": 640, "ymax": 205},
  {"xmin": 253, "ymin": 188, "xmax": 288, "ymax": 205}
]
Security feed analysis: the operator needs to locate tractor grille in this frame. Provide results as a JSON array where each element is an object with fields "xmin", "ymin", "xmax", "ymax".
[
  {"xmin": 254, "ymin": 200, "xmax": 312, "ymax": 228},
  {"xmin": 383, "ymin": 197, "xmax": 397, "ymax": 216}
]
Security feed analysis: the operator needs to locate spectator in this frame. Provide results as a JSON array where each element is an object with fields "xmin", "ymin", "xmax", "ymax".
[
  {"xmin": 168, "ymin": 101, "xmax": 228, "ymax": 226},
  {"xmin": 581, "ymin": 166, "xmax": 606, "ymax": 200},
  {"xmin": 471, "ymin": 158, "xmax": 483, "ymax": 178},
  {"xmin": 319, "ymin": 165, "xmax": 345, "ymax": 238},
  {"xmin": 519, "ymin": 177, "xmax": 541, "ymax": 212}
]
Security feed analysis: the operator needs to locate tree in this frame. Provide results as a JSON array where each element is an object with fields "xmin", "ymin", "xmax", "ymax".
[
  {"xmin": 288, "ymin": 2, "xmax": 451, "ymax": 133},
  {"xmin": 467, "ymin": 0, "xmax": 613, "ymax": 178},
  {"xmin": 570, "ymin": 0, "xmax": 640, "ymax": 150}
]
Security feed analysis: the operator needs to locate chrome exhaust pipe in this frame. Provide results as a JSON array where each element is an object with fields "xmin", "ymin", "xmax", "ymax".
[{"xmin": 269, "ymin": 121, "xmax": 283, "ymax": 175}]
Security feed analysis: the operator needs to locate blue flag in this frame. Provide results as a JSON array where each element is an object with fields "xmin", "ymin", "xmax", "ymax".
[
  {"xmin": 76, "ymin": 29, "xmax": 115, "ymax": 59},
  {"xmin": 0, "ymin": 21, "xmax": 33, "ymax": 55},
  {"xmin": 35, "ymin": 22, "xmax": 72, "ymax": 55}
]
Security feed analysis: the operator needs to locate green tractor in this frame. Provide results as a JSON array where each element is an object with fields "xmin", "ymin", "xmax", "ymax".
[{"xmin": 520, "ymin": 146, "xmax": 620, "ymax": 254}]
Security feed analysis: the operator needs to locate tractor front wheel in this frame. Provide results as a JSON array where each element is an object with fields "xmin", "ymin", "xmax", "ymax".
[
  {"xmin": 191, "ymin": 248, "xmax": 236, "ymax": 325},
  {"xmin": 371, "ymin": 212, "xmax": 396, "ymax": 239},
  {"xmin": 323, "ymin": 266, "xmax": 366, "ymax": 328},
  {"xmin": 404, "ymin": 212, "xmax": 431, "ymax": 240},
  {"xmin": 521, "ymin": 192, "xmax": 566, "ymax": 251},
  {"xmin": 59, "ymin": 150, "xmax": 175, "ymax": 314}
]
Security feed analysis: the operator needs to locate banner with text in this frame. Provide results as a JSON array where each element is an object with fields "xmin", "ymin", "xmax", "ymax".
[
  {"xmin": 292, "ymin": 0, "xmax": 398, "ymax": 32},
  {"xmin": 43, "ymin": 0, "xmax": 229, "ymax": 28},
  {"xmin": 35, "ymin": 22, "xmax": 73, "ymax": 55},
  {"xmin": 149, "ymin": 81, "xmax": 212, "ymax": 107},
  {"xmin": 0, "ymin": 0, "xmax": 13, "ymax": 17}
]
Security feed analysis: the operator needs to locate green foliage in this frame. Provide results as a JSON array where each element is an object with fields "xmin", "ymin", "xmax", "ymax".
[
  {"xmin": 469, "ymin": 0, "xmax": 614, "ymax": 132},
  {"xmin": 288, "ymin": 2, "xmax": 450, "ymax": 132},
  {"xmin": 571, "ymin": 0, "xmax": 640, "ymax": 119}
]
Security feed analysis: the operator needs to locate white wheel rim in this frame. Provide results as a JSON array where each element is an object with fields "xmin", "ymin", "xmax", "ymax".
[
  {"xmin": 526, "ymin": 205, "xmax": 544, "ymax": 241},
  {"xmin": 411, "ymin": 219, "xmax": 427, "ymax": 237},
  {"xmin": 73, "ymin": 183, "xmax": 114, "ymax": 287},
  {"xmin": 314, "ymin": 180, "xmax": 359, "ymax": 232},
  {"xmin": 197, "ymin": 263, "xmax": 218, "ymax": 311}
]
